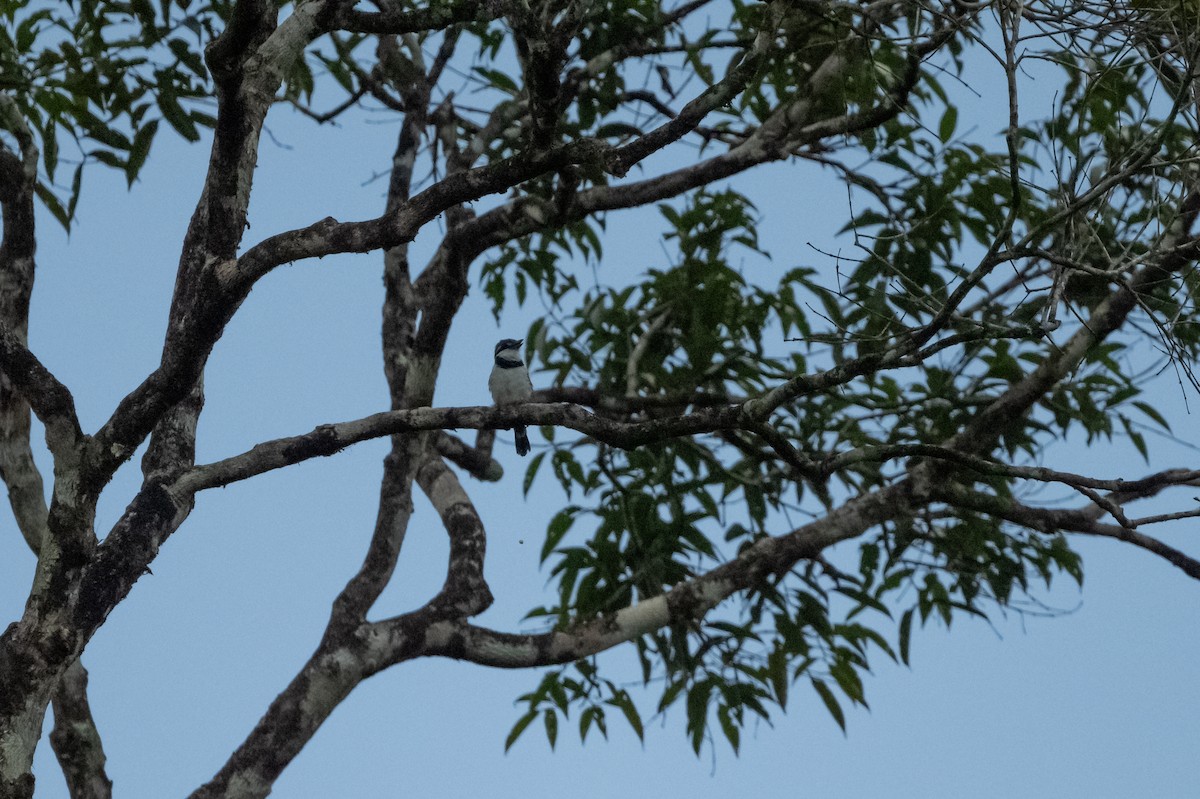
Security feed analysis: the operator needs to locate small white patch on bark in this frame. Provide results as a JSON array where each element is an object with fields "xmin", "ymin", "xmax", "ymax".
[
  {"xmin": 213, "ymin": 258, "xmax": 240, "ymax": 288},
  {"xmin": 426, "ymin": 468, "xmax": 468, "ymax": 514}
]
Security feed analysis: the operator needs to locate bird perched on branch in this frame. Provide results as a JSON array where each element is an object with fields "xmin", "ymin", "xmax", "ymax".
[{"xmin": 489, "ymin": 338, "xmax": 533, "ymax": 456}]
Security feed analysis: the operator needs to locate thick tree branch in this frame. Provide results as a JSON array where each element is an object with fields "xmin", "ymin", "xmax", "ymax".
[
  {"xmin": 0, "ymin": 130, "xmax": 47, "ymax": 554},
  {"xmin": 173, "ymin": 403, "xmax": 738, "ymax": 494},
  {"xmin": 413, "ymin": 456, "xmax": 492, "ymax": 618},
  {"xmin": 534, "ymin": 385, "xmax": 737, "ymax": 412},
  {"xmin": 86, "ymin": 3, "xmax": 332, "ymax": 478},
  {"xmin": 173, "ymin": 318, "xmax": 1041, "ymax": 497},
  {"xmin": 233, "ymin": 137, "xmax": 611, "ymax": 282},
  {"xmin": 331, "ymin": 0, "xmax": 503, "ymax": 35},
  {"xmin": 49, "ymin": 661, "xmax": 112, "ymax": 799},
  {"xmin": 416, "ymin": 484, "xmax": 914, "ymax": 668},
  {"xmin": 0, "ymin": 104, "xmax": 112, "ymax": 797},
  {"xmin": 0, "ymin": 321, "xmax": 82, "ymax": 460},
  {"xmin": 188, "ymin": 639, "xmax": 368, "ymax": 799},
  {"xmin": 204, "ymin": 0, "xmax": 277, "ymax": 81},
  {"xmin": 0, "ymin": 93, "xmax": 38, "ymax": 181}
]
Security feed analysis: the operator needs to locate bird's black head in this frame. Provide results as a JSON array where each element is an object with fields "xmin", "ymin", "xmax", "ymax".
[{"xmin": 494, "ymin": 338, "xmax": 523, "ymax": 357}]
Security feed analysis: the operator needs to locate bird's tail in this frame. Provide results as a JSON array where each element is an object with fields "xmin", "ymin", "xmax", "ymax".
[{"xmin": 515, "ymin": 425, "xmax": 530, "ymax": 456}]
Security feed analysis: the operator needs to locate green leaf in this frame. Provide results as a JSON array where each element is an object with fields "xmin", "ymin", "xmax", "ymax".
[
  {"xmin": 523, "ymin": 450, "xmax": 546, "ymax": 497},
  {"xmin": 543, "ymin": 708, "xmax": 558, "ymax": 750},
  {"xmin": 608, "ymin": 690, "xmax": 644, "ymax": 741},
  {"xmin": 125, "ymin": 119, "xmax": 158, "ymax": 187},
  {"xmin": 34, "ymin": 182, "xmax": 70, "ymax": 230},
  {"xmin": 158, "ymin": 90, "xmax": 198, "ymax": 141},
  {"xmin": 42, "ymin": 119, "xmax": 58, "ymax": 181},
  {"xmin": 167, "ymin": 38, "xmax": 206, "ymax": 78},
  {"xmin": 830, "ymin": 658, "xmax": 867, "ymax": 707},
  {"xmin": 579, "ymin": 706, "xmax": 606, "ymax": 743},
  {"xmin": 938, "ymin": 106, "xmax": 958, "ymax": 143},
  {"xmin": 77, "ymin": 109, "xmax": 132, "ymax": 151},
  {"xmin": 685, "ymin": 680, "xmax": 712, "ymax": 754},
  {"xmin": 15, "ymin": 9, "xmax": 52, "ymax": 52},
  {"xmin": 66, "ymin": 162, "xmax": 84, "ymax": 221},
  {"xmin": 898, "ymin": 608, "xmax": 914, "ymax": 666},
  {"xmin": 504, "ymin": 710, "xmax": 537, "ymax": 752},
  {"xmin": 90, "ymin": 150, "xmax": 125, "ymax": 171},
  {"xmin": 811, "ymin": 678, "xmax": 846, "ymax": 733},
  {"xmin": 768, "ymin": 649, "xmax": 788, "ymax": 709},
  {"xmin": 540, "ymin": 508, "xmax": 578, "ymax": 563},
  {"xmin": 716, "ymin": 705, "xmax": 740, "ymax": 753},
  {"xmin": 474, "ymin": 66, "xmax": 518, "ymax": 94},
  {"xmin": 1132, "ymin": 401, "xmax": 1171, "ymax": 432},
  {"xmin": 595, "ymin": 122, "xmax": 643, "ymax": 139}
]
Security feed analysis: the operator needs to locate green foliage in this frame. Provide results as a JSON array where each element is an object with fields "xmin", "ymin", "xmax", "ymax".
[
  {"xmin": 0, "ymin": 0, "xmax": 216, "ymax": 226},
  {"xmin": 240, "ymin": 0, "xmax": 1199, "ymax": 759},
  {"xmin": 13, "ymin": 0, "xmax": 1191, "ymax": 767},
  {"xmin": 482, "ymin": 3, "xmax": 1198, "ymax": 757}
]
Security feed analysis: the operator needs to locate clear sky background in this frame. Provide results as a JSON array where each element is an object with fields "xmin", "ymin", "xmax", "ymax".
[{"xmin": 1, "ymin": 16, "xmax": 1198, "ymax": 798}]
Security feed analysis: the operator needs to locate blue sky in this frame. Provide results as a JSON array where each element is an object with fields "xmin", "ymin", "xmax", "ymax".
[{"xmin": 1, "ymin": 24, "xmax": 1198, "ymax": 798}]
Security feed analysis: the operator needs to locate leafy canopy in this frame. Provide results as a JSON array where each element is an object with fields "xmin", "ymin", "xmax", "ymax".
[{"xmin": 2, "ymin": 0, "xmax": 1199, "ymax": 781}]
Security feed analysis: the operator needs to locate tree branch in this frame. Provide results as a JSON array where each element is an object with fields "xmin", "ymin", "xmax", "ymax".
[
  {"xmin": 233, "ymin": 137, "xmax": 611, "ymax": 283},
  {"xmin": 434, "ymin": 431, "xmax": 503, "ymax": 481},
  {"xmin": 604, "ymin": 1, "xmax": 787, "ymax": 176},
  {"xmin": 0, "ymin": 320, "xmax": 83, "ymax": 460},
  {"xmin": 820, "ymin": 443, "xmax": 1200, "ymax": 501},
  {"xmin": 932, "ymin": 484, "xmax": 1200, "ymax": 582},
  {"xmin": 0, "ymin": 100, "xmax": 113, "ymax": 796},
  {"xmin": 172, "ymin": 316, "xmax": 1042, "ymax": 498},
  {"xmin": 416, "ymin": 484, "xmax": 914, "ymax": 668},
  {"xmin": 172, "ymin": 403, "xmax": 738, "ymax": 494},
  {"xmin": 412, "ymin": 456, "xmax": 492, "ymax": 618},
  {"xmin": 49, "ymin": 661, "xmax": 112, "ymax": 799},
  {"xmin": 204, "ymin": 0, "xmax": 277, "ymax": 81},
  {"xmin": 188, "ymin": 640, "xmax": 367, "ymax": 799},
  {"xmin": 330, "ymin": 0, "xmax": 503, "ymax": 35}
]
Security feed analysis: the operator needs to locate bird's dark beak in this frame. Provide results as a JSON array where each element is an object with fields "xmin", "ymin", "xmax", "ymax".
[{"xmin": 516, "ymin": 339, "xmax": 524, "ymax": 347}]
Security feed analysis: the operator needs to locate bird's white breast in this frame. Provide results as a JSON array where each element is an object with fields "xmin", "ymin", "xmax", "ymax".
[{"xmin": 489, "ymin": 362, "xmax": 532, "ymax": 404}]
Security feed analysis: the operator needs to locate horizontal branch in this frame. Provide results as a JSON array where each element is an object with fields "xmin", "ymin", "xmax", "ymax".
[
  {"xmin": 233, "ymin": 138, "xmax": 610, "ymax": 283},
  {"xmin": 330, "ymin": 0, "xmax": 502, "ymax": 35},
  {"xmin": 743, "ymin": 324, "xmax": 1043, "ymax": 421},
  {"xmin": 534, "ymin": 385, "xmax": 739, "ymax": 412},
  {"xmin": 822, "ymin": 443, "xmax": 1200, "ymax": 501},
  {"xmin": 173, "ymin": 403, "xmax": 741, "ymax": 494},
  {"xmin": 932, "ymin": 484, "xmax": 1200, "ymax": 582},
  {"xmin": 175, "ymin": 320, "xmax": 1045, "ymax": 498}
]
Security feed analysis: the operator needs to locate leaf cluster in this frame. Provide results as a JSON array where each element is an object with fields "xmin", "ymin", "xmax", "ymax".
[{"xmin": 0, "ymin": 0, "xmax": 216, "ymax": 226}]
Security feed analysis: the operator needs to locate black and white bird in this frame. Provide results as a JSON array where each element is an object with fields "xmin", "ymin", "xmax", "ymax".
[{"xmin": 489, "ymin": 338, "xmax": 533, "ymax": 456}]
